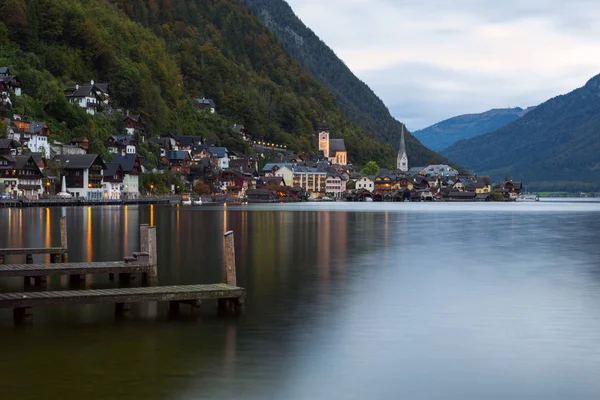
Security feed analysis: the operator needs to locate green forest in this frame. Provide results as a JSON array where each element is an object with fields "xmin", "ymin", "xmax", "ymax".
[{"xmin": 0, "ymin": 0, "xmax": 407, "ymax": 168}]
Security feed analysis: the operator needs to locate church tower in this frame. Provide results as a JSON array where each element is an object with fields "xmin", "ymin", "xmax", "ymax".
[
  {"xmin": 318, "ymin": 120, "xmax": 330, "ymax": 158},
  {"xmin": 397, "ymin": 125, "xmax": 408, "ymax": 172}
]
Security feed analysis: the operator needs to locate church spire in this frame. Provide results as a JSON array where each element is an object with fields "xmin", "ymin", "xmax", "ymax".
[{"xmin": 397, "ymin": 125, "xmax": 409, "ymax": 172}]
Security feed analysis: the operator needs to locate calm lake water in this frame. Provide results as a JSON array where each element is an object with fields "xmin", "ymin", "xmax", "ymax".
[{"xmin": 2, "ymin": 200, "xmax": 600, "ymax": 399}]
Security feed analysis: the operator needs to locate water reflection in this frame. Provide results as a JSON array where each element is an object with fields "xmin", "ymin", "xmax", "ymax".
[{"xmin": 1, "ymin": 203, "xmax": 600, "ymax": 400}]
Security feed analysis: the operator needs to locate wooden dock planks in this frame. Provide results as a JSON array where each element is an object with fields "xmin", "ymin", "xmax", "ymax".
[
  {"xmin": 0, "ymin": 284, "xmax": 245, "ymax": 309},
  {"xmin": 0, "ymin": 261, "xmax": 151, "ymax": 277},
  {"xmin": 0, "ymin": 247, "xmax": 67, "ymax": 256}
]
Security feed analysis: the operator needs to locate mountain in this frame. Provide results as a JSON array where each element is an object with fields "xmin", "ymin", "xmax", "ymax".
[
  {"xmin": 442, "ymin": 75, "xmax": 600, "ymax": 191},
  {"xmin": 413, "ymin": 107, "xmax": 535, "ymax": 151},
  {"xmin": 245, "ymin": 0, "xmax": 455, "ymax": 167},
  {"xmin": 0, "ymin": 0, "xmax": 401, "ymax": 167}
]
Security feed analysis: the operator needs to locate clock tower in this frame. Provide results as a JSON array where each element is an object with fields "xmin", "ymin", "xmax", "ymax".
[{"xmin": 318, "ymin": 120, "xmax": 329, "ymax": 158}]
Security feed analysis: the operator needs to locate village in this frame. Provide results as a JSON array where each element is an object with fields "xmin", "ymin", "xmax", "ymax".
[{"xmin": 1, "ymin": 68, "xmax": 523, "ymax": 204}]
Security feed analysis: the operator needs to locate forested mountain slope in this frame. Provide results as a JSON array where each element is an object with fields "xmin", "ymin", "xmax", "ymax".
[
  {"xmin": 0, "ymin": 0, "xmax": 406, "ymax": 166},
  {"xmin": 246, "ymin": 0, "xmax": 454, "ymax": 166},
  {"xmin": 442, "ymin": 75, "xmax": 600, "ymax": 191}
]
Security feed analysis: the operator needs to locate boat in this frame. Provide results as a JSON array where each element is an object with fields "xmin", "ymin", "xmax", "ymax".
[
  {"xmin": 364, "ymin": 197, "xmax": 373, "ymax": 202},
  {"xmin": 321, "ymin": 196, "xmax": 334, "ymax": 202},
  {"xmin": 181, "ymin": 193, "xmax": 192, "ymax": 205},
  {"xmin": 516, "ymin": 194, "xmax": 540, "ymax": 202},
  {"xmin": 193, "ymin": 198, "xmax": 202, "ymax": 205}
]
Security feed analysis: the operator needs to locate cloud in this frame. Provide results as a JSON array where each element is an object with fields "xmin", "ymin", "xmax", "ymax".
[{"xmin": 286, "ymin": 0, "xmax": 600, "ymax": 129}]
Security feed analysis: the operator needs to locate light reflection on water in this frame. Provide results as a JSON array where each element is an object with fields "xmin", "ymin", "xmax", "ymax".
[{"xmin": 0, "ymin": 201, "xmax": 600, "ymax": 399}]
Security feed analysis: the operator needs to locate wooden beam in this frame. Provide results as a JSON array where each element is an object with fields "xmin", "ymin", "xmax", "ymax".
[
  {"xmin": 60, "ymin": 216, "xmax": 68, "ymax": 263},
  {"xmin": 223, "ymin": 231, "xmax": 236, "ymax": 287}
]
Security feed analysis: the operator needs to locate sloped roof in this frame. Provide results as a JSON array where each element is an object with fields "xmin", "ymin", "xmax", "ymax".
[
  {"xmin": 262, "ymin": 162, "xmax": 295, "ymax": 172},
  {"xmin": 111, "ymin": 153, "xmax": 139, "ymax": 173},
  {"xmin": 166, "ymin": 150, "xmax": 190, "ymax": 160},
  {"xmin": 196, "ymin": 98, "xmax": 216, "ymax": 108},
  {"xmin": 0, "ymin": 67, "xmax": 9, "ymax": 75},
  {"xmin": 209, "ymin": 146, "xmax": 228, "ymax": 158},
  {"xmin": 261, "ymin": 176, "xmax": 285, "ymax": 186},
  {"xmin": 29, "ymin": 152, "xmax": 45, "ymax": 168},
  {"xmin": 30, "ymin": 122, "xmax": 47, "ymax": 134},
  {"xmin": 124, "ymin": 114, "xmax": 143, "ymax": 122},
  {"xmin": 329, "ymin": 139, "xmax": 346, "ymax": 154},
  {"xmin": 176, "ymin": 135, "xmax": 203, "ymax": 147},
  {"xmin": 108, "ymin": 135, "xmax": 135, "ymax": 146},
  {"xmin": 104, "ymin": 162, "xmax": 123, "ymax": 177},
  {"xmin": 0, "ymin": 138, "xmax": 19, "ymax": 149},
  {"xmin": 52, "ymin": 154, "xmax": 106, "ymax": 170},
  {"xmin": 64, "ymin": 82, "xmax": 108, "ymax": 98}
]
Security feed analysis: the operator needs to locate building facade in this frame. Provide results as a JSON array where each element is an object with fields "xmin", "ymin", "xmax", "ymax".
[{"xmin": 52, "ymin": 154, "xmax": 106, "ymax": 199}]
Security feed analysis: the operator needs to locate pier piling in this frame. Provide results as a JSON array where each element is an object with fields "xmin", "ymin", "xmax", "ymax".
[
  {"xmin": 140, "ymin": 224, "xmax": 158, "ymax": 285},
  {"xmin": 219, "ymin": 231, "xmax": 242, "ymax": 314},
  {"xmin": 60, "ymin": 216, "xmax": 68, "ymax": 263}
]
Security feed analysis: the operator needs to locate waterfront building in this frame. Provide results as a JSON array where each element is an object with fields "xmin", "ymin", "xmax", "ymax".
[
  {"xmin": 51, "ymin": 154, "xmax": 106, "ymax": 199},
  {"xmin": 355, "ymin": 176, "xmax": 375, "ymax": 192},
  {"xmin": 112, "ymin": 153, "xmax": 142, "ymax": 199},
  {"xmin": 325, "ymin": 173, "xmax": 347, "ymax": 198},
  {"xmin": 102, "ymin": 163, "xmax": 124, "ymax": 199},
  {"xmin": 274, "ymin": 166, "xmax": 294, "ymax": 186},
  {"xmin": 0, "ymin": 154, "xmax": 43, "ymax": 198},
  {"xmin": 292, "ymin": 166, "xmax": 328, "ymax": 195}
]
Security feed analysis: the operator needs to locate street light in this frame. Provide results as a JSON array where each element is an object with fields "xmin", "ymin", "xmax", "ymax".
[{"xmin": 150, "ymin": 184, "xmax": 154, "ymax": 195}]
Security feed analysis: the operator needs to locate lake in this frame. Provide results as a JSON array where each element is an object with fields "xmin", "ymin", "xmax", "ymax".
[{"xmin": 1, "ymin": 200, "xmax": 600, "ymax": 399}]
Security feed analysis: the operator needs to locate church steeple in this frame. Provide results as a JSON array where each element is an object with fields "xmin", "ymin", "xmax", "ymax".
[{"xmin": 397, "ymin": 125, "xmax": 408, "ymax": 172}]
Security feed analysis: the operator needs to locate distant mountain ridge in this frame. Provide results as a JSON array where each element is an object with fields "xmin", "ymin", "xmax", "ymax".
[
  {"xmin": 442, "ymin": 75, "xmax": 600, "ymax": 191},
  {"xmin": 414, "ymin": 107, "xmax": 535, "ymax": 151},
  {"xmin": 245, "ymin": 0, "xmax": 456, "ymax": 168}
]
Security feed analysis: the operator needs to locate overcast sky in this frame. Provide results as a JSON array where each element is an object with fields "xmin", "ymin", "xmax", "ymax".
[{"xmin": 286, "ymin": 0, "xmax": 600, "ymax": 130}]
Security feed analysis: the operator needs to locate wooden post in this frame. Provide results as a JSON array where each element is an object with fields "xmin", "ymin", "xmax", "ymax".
[
  {"xmin": 169, "ymin": 301, "xmax": 180, "ymax": 314},
  {"xmin": 13, "ymin": 307, "xmax": 33, "ymax": 323},
  {"xmin": 0, "ymin": 255, "xmax": 4, "ymax": 264},
  {"xmin": 60, "ymin": 216, "xmax": 68, "ymax": 263},
  {"xmin": 141, "ymin": 224, "xmax": 157, "ymax": 285},
  {"xmin": 223, "ymin": 231, "xmax": 237, "ymax": 287},
  {"xmin": 115, "ymin": 302, "xmax": 131, "ymax": 316}
]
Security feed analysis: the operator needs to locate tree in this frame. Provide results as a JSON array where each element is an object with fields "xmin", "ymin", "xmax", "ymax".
[
  {"xmin": 362, "ymin": 161, "xmax": 380, "ymax": 176},
  {"xmin": 194, "ymin": 180, "xmax": 211, "ymax": 195},
  {"xmin": 0, "ymin": 119, "xmax": 8, "ymax": 138}
]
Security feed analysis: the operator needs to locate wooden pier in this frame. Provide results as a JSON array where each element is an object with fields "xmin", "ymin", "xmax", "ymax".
[
  {"xmin": 0, "ymin": 218, "xmax": 246, "ymax": 323},
  {"xmin": 1, "ymin": 284, "xmax": 245, "ymax": 320}
]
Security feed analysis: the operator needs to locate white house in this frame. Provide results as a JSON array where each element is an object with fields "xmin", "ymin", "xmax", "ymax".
[
  {"xmin": 64, "ymin": 80, "xmax": 109, "ymax": 115},
  {"xmin": 6, "ymin": 119, "xmax": 50, "ymax": 156},
  {"xmin": 355, "ymin": 177, "xmax": 374, "ymax": 192},
  {"xmin": 274, "ymin": 166, "xmax": 294, "ymax": 186},
  {"xmin": 111, "ymin": 154, "xmax": 141, "ymax": 199},
  {"xmin": 209, "ymin": 146, "xmax": 229, "ymax": 169},
  {"xmin": 0, "ymin": 67, "xmax": 22, "ymax": 103}
]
